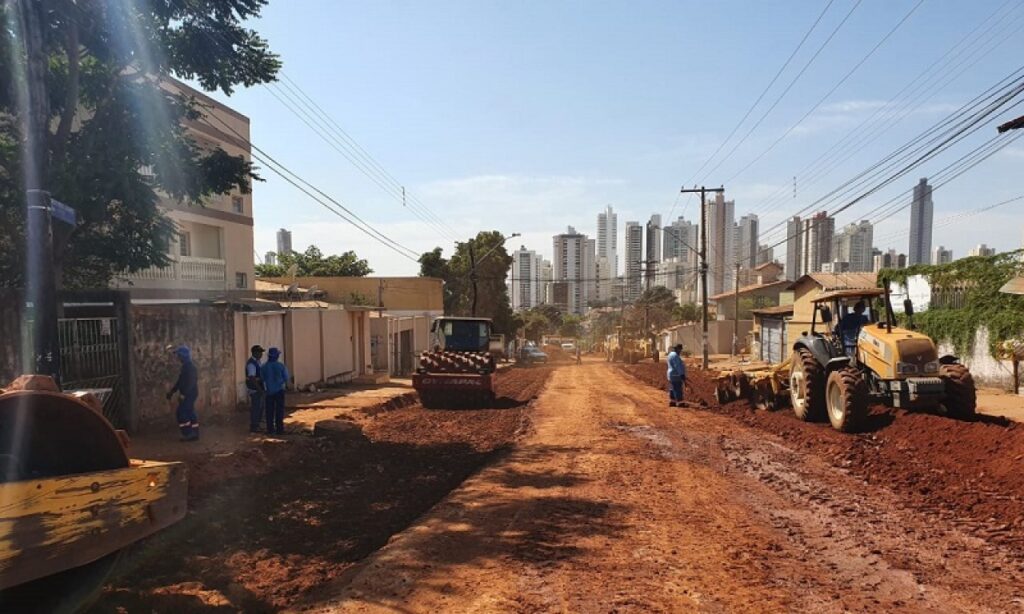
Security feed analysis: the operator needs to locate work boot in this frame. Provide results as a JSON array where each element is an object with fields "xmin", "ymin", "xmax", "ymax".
[{"xmin": 668, "ymin": 401, "xmax": 677, "ymax": 408}]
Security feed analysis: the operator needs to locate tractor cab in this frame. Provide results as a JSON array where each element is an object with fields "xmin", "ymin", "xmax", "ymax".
[
  {"xmin": 430, "ymin": 317, "xmax": 493, "ymax": 353},
  {"xmin": 809, "ymin": 288, "xmax": 888, "ymax": 360}
]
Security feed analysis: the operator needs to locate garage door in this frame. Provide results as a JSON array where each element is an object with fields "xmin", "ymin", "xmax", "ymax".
[{"xmin": 762, "ymin": 319, "xmax": 784, "ymax": 364}]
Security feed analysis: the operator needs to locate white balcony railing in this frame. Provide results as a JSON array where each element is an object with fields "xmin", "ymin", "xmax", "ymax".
[{"xmin": 128, "ymin": 255, "xmax": 227, "ymax": 284}]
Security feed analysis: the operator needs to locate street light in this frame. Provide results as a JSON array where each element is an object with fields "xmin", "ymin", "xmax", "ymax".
[{"xmin": 470, "ymin": 232, "xmax": 520, "ymax": 316}]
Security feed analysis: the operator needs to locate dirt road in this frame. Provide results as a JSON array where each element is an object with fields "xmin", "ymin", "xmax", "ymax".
[{"xmin": 309, "ymin": 362, "xmax": 1024, "ymax": 613}]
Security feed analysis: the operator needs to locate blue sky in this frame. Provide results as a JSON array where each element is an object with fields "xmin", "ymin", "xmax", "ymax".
[{"xmin": 199, "ymin": 0, "xmax": 1024, "ymax": 275}]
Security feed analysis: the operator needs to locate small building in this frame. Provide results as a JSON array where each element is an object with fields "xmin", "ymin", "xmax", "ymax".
[
  {"xmin": 709, "ymin": 280, "xmax": 790, "ymax": 320},
  {"xmin": 369, "ymin": 314, "xmax": 431, "ymax": 378},
  {"xmin": 750, "ymin": 304, "xmax": 794, "ymax": 364},
  {"xmin": 786, "ymin": 272, "xmax": 877, "ymax": 353},
  {"xmin": 260, "ymin": 276, "xmax": 443, "ymax": 318}
]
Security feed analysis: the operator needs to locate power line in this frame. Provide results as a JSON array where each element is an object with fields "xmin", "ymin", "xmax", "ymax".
[
  {"xmin": 723, "ymin": 0, "xmax": 925, "ymax": 184},
  {"xmin": 197, "ymin": 111, "xmax": 421, "ymax": 262}
]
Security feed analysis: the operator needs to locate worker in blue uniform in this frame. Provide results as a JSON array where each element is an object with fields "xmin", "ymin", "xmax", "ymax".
[
  {"xmin": 666, "ymin": 344, "xmax": 686, "ymax": 407},
  {"xmin": 166, "ymin": 345, "xmax": 200, "ymax": 441},
  {"xmin": 261, "ymin": 347, "xmax": 290, "ymax": 435},
  {"xmin": 245, "ymin": 344, "xmax": 266, "ymax": 433}
]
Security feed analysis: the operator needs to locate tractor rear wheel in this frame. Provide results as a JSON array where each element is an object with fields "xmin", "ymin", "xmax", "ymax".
[
  {"xmin": 790, "ymin": 348, "xmax": 826, "ymax": 421},
  {"xmin": 940, "ymin": 363, "xmax": 977, "ymax": 419},
  {"xmin": 826, "ymin": 367, "xmax": 869, "ymax": 432}
]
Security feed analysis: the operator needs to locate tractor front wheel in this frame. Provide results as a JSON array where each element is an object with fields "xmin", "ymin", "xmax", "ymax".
[
  {"xmin": 940, "ymin": 363, "xmax": 977, "ymax": 419},
  {"xmin": 790, "ymin": 348, "xmax": 826, "ymax": 421},
  {"xmin": 826, "ymin": 367, "xmax": 869, "ymax": 432}
]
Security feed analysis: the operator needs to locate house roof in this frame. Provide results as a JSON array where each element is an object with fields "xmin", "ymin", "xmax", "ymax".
[
  {"xmin": 709, "ymin": 280, "xmax": 790, "ymax": 302},
  {"xmin": 1000, "ymin": 276, "xmax": 1024, "ymax": 295},
  {"xmin": 750, "ymin": 304, "xmax": 794, "ymax": 317},
  {"xmin": 788, "ymin": 272, "xmax": 877, "ymax": 292},
  {"xmin": 754, "ymin": 261, "xmax": 782, "ymax": 271},
  {"xmin": 254, "ymin": 279, "xmax": 327, "ymax": 298},
  {"xmin": 811, "ymin": 288, "xmax": 885, "ymax": 303}
]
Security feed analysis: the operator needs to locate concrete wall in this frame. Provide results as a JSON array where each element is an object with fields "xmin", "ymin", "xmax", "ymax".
[
  {"xmin": 285, "ymin": 310, "xmax": 321, "ymax": 389},
  {"xmin": 131, "ymin": 304, "xmax": 236, "ymax": 427},
  {"xmin": 938, "ymin": 328, "xmax": 1018, "ymax": 389},
  {"xmin": 263, "ymin": 276, "xmax": 443, "ymax": 314}
]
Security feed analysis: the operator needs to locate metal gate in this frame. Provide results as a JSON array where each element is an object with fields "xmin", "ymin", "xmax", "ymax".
[
  {"xmin": 58, "ymin": 317, "xmax": 127, "ymax": 427},
  {"xmin": 761, "ymin": 319, "xmax": 785, "ymax": 364}
]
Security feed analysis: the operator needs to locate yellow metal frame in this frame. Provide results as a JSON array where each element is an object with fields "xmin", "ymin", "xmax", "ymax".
[{"xmin": 0, "ymin": 460, "xmax": 187, "ymax": 590}]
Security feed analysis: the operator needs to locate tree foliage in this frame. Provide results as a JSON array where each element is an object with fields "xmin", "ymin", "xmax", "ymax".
[
  {"xmin": 418, "ymin": 231, "xmax": 516, "ymax": 334},
  {"xmin": 878, "ymin": 251, "xmax": 1024, "ymax": 357},
  {"xmin": 256, "ymin": 245, "xmax": 371, "ymax": 278},
  {"xmin": 0, "ymin": 0, "xmax": 280, "ymax": 287}
]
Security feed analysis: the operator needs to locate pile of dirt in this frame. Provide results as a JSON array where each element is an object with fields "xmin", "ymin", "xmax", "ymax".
[
  {"xmin": 543, "ymin": 344, "xmax": 575, "ymax": 363},
  {"xmin": 95, "ymin": 366, "xmax": 555, "ymax": 612},
  {"xmin": 620, "ymin": 362, "xmax": 1024, "ymax": 549}
]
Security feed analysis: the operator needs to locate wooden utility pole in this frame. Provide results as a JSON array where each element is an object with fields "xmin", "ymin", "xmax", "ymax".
[
  {"xmin": 680, "ymin": 186, "xmax": 725, "ymax": 370},
  {"xmin": 733, "ymin": 261, "xmax": 740, "ymax": 357},
  {"xmin": 469, "ymin": 244, "xmax": 478, "ymax": 317}
]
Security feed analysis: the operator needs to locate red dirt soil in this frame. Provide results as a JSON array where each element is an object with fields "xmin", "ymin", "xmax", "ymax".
[
  {"xmin": 92, "ymin": 366, "xmax": 555, "ymax": 613},
  {"xmin": 620, "ymin": 361, "xmax": 1024, "ymax": 550}
]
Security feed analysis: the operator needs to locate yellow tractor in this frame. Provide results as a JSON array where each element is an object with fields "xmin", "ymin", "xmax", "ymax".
[
  {"xmin": 789, "ymin": 287, "xmax": 976, "ymax": 432},
  {"xmin": 0, "ymin": 375, "xmax": 187, "ymax": 611}
]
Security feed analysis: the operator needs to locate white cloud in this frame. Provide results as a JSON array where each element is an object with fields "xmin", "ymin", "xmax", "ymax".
[{"xmin": 793, "ymin": 99, "xmax": 962, "ymax": 136}]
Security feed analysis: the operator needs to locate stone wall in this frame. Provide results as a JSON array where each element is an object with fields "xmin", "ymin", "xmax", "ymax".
[{"xmin": 131, "ymin": 304, "xmax": 238, "ymax": 427}]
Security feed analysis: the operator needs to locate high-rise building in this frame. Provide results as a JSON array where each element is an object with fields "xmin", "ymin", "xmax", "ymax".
[
  {"xmin": 539, "ymin": 259, "xmax": 553, "ymax": 304},
  {"xmin": 800, "ymin": 212, "xmax": 835, "ymax": 274},
  {"xmin": 757, "ymin": 244, "xmax": 775, "ymax": 266},
  {"xmin": 276, "ymin": 228, "xmax": 293, "ymax": 255},
  {"xmin": 662, "ymin": 216, "xmax": 698, "ymax": 267},
  {"xmin": 624, "ymin": 221, "xmax": 643, "ymax": 301},
  {"xmin": 509, "ymin": 246, "xmax": 542, "ymax": 311},
  {"xmin": 737, "ymin": 214, "xmax": 759, "ymax": 269},
  {"xmin": 785, "ymin": 216, "xmax": 802, "ymax": 281},
  {"xmin": 552, "ymin": 227, "xmax": 596, "ymax": 315},
  {"xmin": 932, "ymin": 245, "xmax": 953, "ymax": 265},
  {"xmin": 646, "ymin": 213, "xmax": 662, "ymax": 269},
  {"xmin": 595, "ymin": 256, "xmax": 613, "ymax": 303},
  {"xmin": 969, "ymin": 244, "xmax": 996, "ymax": 257},
  {"xmin": 597, "ymin": 205, "xmax": 618, "ymax": 279},
  {"xmin": 706, "ymin": 193, "xmax": 736, "ymax": 295},
  {"xmin": 909, "ymin": 178, "xmax": 933, "ymax": 266},
  {"xmin": 264, "ymin": 251, "xmax": 277, "ymax": 266},
  {"xmin": 831, "ymin": 220, "xmax": 873, "ymax": 272}
]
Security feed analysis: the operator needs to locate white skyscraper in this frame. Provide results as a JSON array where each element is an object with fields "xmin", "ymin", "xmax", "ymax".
[
  {"xmin": 801, "ymin": 212, "xmax": 835, "ymax": 275},
  {"xmin": 624, "ymin": 221, "xmax": 643, "ymax": 301},
  {"xmin": 737, "ymin": 214, "xmax": 759, "ymax": 269},
  {"xmin": 909, "ymin": 178, "xmax": 933, "ymax": 266},
  {"xmin": 969, "ymin": 244, "xmax": 996, "ymax": 257},
  {"xmin": 785, "ymin": 216, "xmax": 802, "ymax": 281},
  {"xmin": 646, "ymin": 214, "xmax": 662, "ymax": 265},
  {"xmin": 663, "ymin": 216, "xmax": 698, "ymax": 269},
  {"xmin": 597, "ymin": 205, "xmax": 618, "ymax": 279},
  {"xmin": 509, "ymin": 246, "xmax": 542, "ymax": 311},
  {"xmin": 552, "ymin": 227, "xmax": 596, "ymax": 315},
  {"xmin": 832, "ymin": 220, "xmax": 874, "ymax": 272},
  {"xmin": 706, "ymin": 193, "xmax": 735, "ymax": 295}
]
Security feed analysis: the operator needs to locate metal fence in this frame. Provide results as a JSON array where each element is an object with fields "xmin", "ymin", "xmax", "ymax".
[{"xmin": 58, "ymin": 317, "xmax": 126, "ymax": 427}]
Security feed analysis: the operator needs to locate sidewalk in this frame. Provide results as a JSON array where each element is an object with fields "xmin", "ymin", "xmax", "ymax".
[{"xmin": 126, "ymin": 381, "xmax": 414, "ymax": 462}]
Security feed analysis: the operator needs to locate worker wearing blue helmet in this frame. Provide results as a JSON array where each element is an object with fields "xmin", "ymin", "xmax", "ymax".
[{"xmin": 166, "ymin": 345, "xmax": 200, "ymax": 441}]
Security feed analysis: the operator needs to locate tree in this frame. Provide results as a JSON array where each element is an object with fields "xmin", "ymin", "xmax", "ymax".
[
  {"xmin": 672, "ymin": 302, "xmax": 701, "ymax": 322},
  {"xmin": 0, "ymin": 1, "xmax": 280, "ymax": 288},
  {"xmin": 635, "ymin": 286, "xmax": 678, "ymax": 333},
  {"xmin": 558, "ymin": 315, "xmax": 583, "ymax": 339},
  {"xmin": 418, "ymin": 232, "xmax": 517, "ymax": 334},
  {"xmin": 255, "ymin": 245, "xmax": 372, "ymax": 277}
]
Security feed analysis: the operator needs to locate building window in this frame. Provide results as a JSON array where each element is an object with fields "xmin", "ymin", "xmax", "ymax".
[
  {"xmin": 178, "ymin": 231, "xmax": 191, "ymax": 257},
  {"xmin": 235, "ymin": 272, "xmax": 247, "ymax": 289},
  {"xmin": 232, "ymin": 195, "xmax": 244, "ymax": 213}
]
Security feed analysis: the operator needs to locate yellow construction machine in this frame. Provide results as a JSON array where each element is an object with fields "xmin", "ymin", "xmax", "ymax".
[
  {"xmin": 719, "ymin": 286, "xmax": 976, "ymax": 433},
  {"xmin": 0, "ymin": 374, "xmax": 187, "ymax": 611}
]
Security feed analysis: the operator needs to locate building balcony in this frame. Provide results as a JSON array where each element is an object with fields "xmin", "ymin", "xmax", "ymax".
[{"xmin": 122, "ymin": 255, "xmax": 227, "ymax": 290}]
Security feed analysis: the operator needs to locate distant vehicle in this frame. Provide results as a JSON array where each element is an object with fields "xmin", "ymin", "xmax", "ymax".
[
  {"xmin": 561, "ymin": 342, "xmax": 576, "ymax": 352},
  {"xmin": 520, "ymin": 347, "xmax": 548, "ymax": 364}
]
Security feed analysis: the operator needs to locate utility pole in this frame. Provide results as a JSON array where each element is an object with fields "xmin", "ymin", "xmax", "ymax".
[
  {"xmin": 469, "ymin": 244, "xmax": 478, "ymax": 317},
  {"xmin": 681, "ymin": 185, "xmax": 725, "ymax": 370},
  {"xmin": 15, "ymin": 1, "xmax": 62, "ymax": 384},
  {"xmin": 733, "ymin": 261, "xmax": 740, "ymax": 357}
]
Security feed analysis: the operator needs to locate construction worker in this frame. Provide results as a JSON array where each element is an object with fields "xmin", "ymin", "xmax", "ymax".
[
  {"xmin": 261, "ymin": 347, "xmax": 290, "ymax": 435},
  {"xmin": 666, "ymin": 343, "xmax": 686, "ymax": 408},
  {"xmin": 166, "ymin": 346, "xmax": 199, "ymax": 441},
  {"xmin": 245, "ymin": 345, "xmax": 265, "ymax": 433}
]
